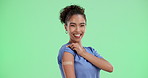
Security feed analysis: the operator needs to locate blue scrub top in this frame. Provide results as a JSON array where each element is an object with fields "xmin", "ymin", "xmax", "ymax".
[{"xmin": 57, "ymin": 43, "xmax": 103, "ymax": 78}]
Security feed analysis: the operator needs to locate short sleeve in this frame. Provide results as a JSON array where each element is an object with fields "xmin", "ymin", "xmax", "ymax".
[
  {"xmin": 89, "ymin": 47, "xmax": 103, "ymax": 58},
  {"xmin": 64, "ymin": 46, "xmax": 76, "ymax": 56},
  {"xmin": 58, "ymin": 45, "xmax": 76, "ymax": 64}
]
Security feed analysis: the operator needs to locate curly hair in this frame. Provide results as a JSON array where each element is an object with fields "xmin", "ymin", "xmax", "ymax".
[{"xmin": 59, "ymin": 5, "xmax": 86, "ymax": 25}]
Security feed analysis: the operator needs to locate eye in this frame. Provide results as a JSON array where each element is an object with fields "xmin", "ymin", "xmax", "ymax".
[
  {"xmin": 80, "ymin": 25, "xmax": 85, "ymax": 27},
  {"xmin": 70, "ymin": 25, "xmax": 75, "ymax": 27}
]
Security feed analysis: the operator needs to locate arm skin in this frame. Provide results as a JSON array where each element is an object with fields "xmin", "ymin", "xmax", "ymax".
[
  {"xmin": 81, "ymin": 50, "xmax": 113, "ymax": 72},
  {"xmin": 62, "ymin": 52, "xmax": 76, "ymax": 78}
]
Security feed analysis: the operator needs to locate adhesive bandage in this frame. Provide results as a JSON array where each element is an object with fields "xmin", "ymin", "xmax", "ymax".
[{"xmin": 62, "ymin": 61, "xmax": 73, "ymax": 65}]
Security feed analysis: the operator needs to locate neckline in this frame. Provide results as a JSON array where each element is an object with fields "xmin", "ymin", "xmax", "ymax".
[
  {"xmin": 66, "ymin": 42, "xmax": 88, "ymax": 53},
  {"xmin": 66, "ymin": 42, "xmax": 86, "ymax": 48}
]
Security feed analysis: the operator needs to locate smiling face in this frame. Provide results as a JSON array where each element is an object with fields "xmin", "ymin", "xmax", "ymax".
[{"xmin": 65, "ymin": 14, "xmax": 86, "ymax": 43}]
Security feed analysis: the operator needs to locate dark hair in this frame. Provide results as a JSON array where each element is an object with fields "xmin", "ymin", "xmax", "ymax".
[{"xmin": 59, "ymin": 5, "xmax": 86, "ymax": 25}]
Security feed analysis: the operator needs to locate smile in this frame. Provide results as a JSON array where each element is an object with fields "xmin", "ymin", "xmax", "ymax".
[{"xmin": 73, "ymin": 34, "xmax": 82, "ymax": 38}]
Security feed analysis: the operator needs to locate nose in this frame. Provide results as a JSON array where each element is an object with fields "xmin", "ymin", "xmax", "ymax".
[{"xmin": 75, "ymin": 26, "xmax": 80, "ymax": 32}]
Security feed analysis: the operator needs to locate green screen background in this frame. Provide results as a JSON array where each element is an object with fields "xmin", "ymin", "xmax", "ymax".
[{"xmin": 0, "ymin": 0, "xmax": 148, "ymax": 78}]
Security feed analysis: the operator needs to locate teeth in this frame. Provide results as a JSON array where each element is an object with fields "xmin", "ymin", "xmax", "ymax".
[{"xmin": 74, "ymin": 34, "xmax": 80, "ymax": 36}]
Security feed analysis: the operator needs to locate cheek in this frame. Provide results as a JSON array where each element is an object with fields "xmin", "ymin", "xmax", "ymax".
[
  {"xmin": 82, "ymin": 27, "xmax": 86, "ymax": 32},
  {"xmin": 68, "ymin": 27, "xmax": 75, "ymax": 33}
]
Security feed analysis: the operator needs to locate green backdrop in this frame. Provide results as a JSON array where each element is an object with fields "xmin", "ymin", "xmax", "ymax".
[{"xmin": 0, "ymin": 0, "xmax": 148, "ymax": 78}]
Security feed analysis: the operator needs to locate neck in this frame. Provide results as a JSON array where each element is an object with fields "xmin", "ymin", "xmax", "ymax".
[{"xmin": 68, "ymin": 40, "xmax": 82, "ymax": 46}]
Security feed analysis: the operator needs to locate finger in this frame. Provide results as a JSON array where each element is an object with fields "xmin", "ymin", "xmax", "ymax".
[
  {"xmin": 66, "ymin": 43, "xmax": 75, "ymax": 48},
  {"xmin": 66, "ymin": 45, "xmax": 69, "ymax": 47},
  {"xmin": 66, "ymin": 44, "xmax": 71, "ymax": 47},
  {"xmin": 72, "ymin": 43, "xmax": 76, "ymax": 46},
  {"xmin": 72, "ymin": 47, "xmax": 75, "ymax": 50},
  {"xmin": 66, "ymin": 45, "xmax": 72, "ymax": 48},
  {"xmin": 68, "ymin": 45, "xmax": 73, "ymax": 49},
  {"xmin": 68, "ymin": 44, "xmax": 74, "ymax": 48},
  {"xmin": 72, "ymin": 46, "xmax": 76, "ymax": 50},
  {"xmin": 71, "ymin": 44, "xmax": 74, "ymax": 48}
]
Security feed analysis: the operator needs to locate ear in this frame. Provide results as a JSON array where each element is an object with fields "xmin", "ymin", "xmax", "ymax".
[{"xmin": 64, "ymin": 24, "xmax": 67, "ymax": 31}]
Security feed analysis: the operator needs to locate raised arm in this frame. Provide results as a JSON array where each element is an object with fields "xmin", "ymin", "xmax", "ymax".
[
  {"xmin": 67, "ymin": 43, "xmax": 113, "ymax": 73},
  {"xmin": 62, "ymin": 52, "xmax": 76, "ymax": 78}
]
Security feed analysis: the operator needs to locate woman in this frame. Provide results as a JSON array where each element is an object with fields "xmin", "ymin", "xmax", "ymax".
[{"xmin": 58, "ymin": 5, "xmax": 113, "ymax": 78}]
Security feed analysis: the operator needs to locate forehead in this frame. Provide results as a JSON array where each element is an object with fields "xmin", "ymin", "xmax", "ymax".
[{"xmin": 67, "ymin": 14, "xmax": 86, "ymax": 24}]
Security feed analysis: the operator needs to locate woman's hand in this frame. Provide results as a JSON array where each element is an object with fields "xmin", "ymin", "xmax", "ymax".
[{"xmin": 66, "ymin": 43, "xmax": 86, "ymax": 56}]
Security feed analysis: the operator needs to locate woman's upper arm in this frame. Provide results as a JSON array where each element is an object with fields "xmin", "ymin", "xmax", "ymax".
[{"xmin": 62, "ymin": 52, "xmax": 76, "ymax": 78}]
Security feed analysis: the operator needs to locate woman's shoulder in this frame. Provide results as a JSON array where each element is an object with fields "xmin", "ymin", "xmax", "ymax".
[
  {"xmin": 59, "ymin": 42, "xmax": 75, "ymax": 55},
  {"xmin": 60, "ymin": 43, "xmax": 71, "ymax": 50},
  {"xmin": 85, "ymin": 46, "xmax": 103, "ymax": 58},
  {"xmin": 84, "ymin": 46, "xmax": 95, "ymax": 52}
]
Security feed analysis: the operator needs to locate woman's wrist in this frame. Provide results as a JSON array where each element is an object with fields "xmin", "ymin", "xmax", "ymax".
[{"xmin": 80, "ymin": 48, "xmax": 87, "ymax": 57}]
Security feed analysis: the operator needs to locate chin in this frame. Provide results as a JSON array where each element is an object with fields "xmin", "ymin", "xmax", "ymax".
[
  {"xmin": 73, "ymin": 39, "xmax": 82, "ymax": 43},
  {"xmin": 70, "ymin": 35, "xmax": 83, "ymax": 43}
]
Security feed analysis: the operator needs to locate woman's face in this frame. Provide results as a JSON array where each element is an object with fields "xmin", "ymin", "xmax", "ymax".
[{"xmin": 65, "ymin": 14, "xmax": 86, "ymax": 43}]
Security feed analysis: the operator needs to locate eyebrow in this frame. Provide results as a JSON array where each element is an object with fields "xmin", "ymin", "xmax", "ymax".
[
  {"xmin": 70, "ymin": 22, "xmax": 76, "ymax": 25},
  {"xmin": 80, "ymin": 23, "xmax": 86, "ymax": 25},
  {"xmin": 70, "ymin": 22, "xmax": 86, "ymax": 25}
]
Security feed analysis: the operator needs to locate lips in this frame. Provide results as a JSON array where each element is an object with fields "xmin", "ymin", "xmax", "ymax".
[{"xmin": 73, "ymin": 34, "xmax": 82, "ymax": 38}]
